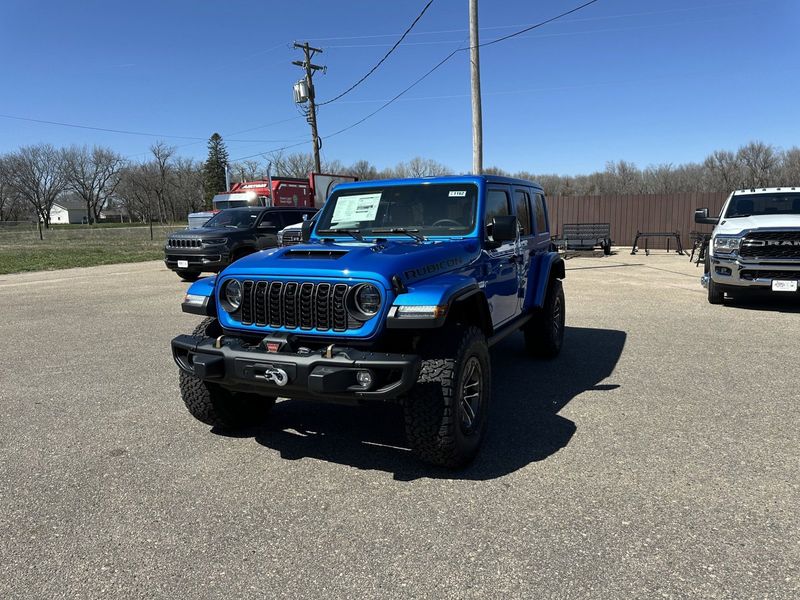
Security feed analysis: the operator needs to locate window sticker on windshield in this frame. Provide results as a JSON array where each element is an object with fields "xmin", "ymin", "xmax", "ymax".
[
  {"xmin": 331, "ymin": 192, "xmax": 382, "ymax": 223},
  {"xmin": 449, "ymin": 190, "xmax": 467, "ymax": 197}
]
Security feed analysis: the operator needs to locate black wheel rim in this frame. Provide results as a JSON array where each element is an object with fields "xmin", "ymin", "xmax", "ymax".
[{"xmin": 460, "ymin": 356, "xmax": 483, "ymax": 435}]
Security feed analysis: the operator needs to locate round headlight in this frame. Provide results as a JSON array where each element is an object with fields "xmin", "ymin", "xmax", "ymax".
[
  {"xmin": 353, "ymin": 283, "xmax": 381, "ymax": 318},
  {"xmin": 224, "ymin": 279, "xmax": 242, "ymax": 311}
]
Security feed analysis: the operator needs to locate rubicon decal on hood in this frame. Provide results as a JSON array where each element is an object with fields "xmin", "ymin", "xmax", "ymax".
[{"xmin": 404, "ymin": 257, "xmax": 464, "ymax": 281}]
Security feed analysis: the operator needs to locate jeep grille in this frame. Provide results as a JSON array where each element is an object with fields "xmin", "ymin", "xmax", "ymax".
[
  {"xmin": 740, "ymin": 231, "xmax": 800, "ymax": 259},
  {"xmin": 237, "ymin": 280, "xmax": 356, "ymax": 331},
  {"xmin": 167, "ymin": 238, "xmax": 202, "ymax": 248}
]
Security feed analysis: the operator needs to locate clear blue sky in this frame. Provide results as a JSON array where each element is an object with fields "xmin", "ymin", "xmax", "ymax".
[{"xmin": 1, "ymin": 0, "xmax": 797, "ymax": 175}]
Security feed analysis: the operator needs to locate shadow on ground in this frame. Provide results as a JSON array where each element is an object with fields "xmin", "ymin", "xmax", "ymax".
[
  {"xmin": 724, "ymin": 291, "xmax": 800, "ymax": 313},
  {"xmin": 216, "ymin": 326, "xmax": 626, "ymax": 481}
]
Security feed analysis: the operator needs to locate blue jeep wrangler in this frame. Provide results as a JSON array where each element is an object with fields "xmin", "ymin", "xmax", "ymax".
[{"xmin": 171, "ymin": 176, "xmax": 565, "ymax": 467}]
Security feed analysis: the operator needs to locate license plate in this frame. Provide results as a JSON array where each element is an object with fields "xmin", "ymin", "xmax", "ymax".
[
  {"xmin": 177, "ymin": 260, "xmax": 189, "ymax": 269},
  {"xmin": 771, "ymin": 280, "xmax": 798, "ymax": 292}
]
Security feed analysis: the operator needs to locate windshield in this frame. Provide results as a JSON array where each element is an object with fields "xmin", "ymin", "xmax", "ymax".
[
  {"xmin": 212, "ymin": 192, "xmax": 263, "ymax": 210},
  {"xmin": 203, "ymin": 210, "xmax": 261, "ymax": 229},
  {"xmin": 214, "ymin": 200, "xmax": 252, "ymax": 210},
  {"xmin": 315, "ymin": 183, "xmax": 478, "ymax": 236},
  {"xmin": 725, "ymin": 193, "xmax": 800, "ymax": 218}
]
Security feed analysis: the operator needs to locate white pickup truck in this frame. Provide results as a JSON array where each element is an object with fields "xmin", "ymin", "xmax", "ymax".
[{"xmin": 695, "ymin": 187, "xmax": 800, "ymax": 304}]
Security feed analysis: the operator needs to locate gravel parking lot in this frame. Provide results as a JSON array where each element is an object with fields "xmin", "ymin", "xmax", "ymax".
[{"xmin": 1, "ymin": 253, "xmax": 797, "ymax": 599}]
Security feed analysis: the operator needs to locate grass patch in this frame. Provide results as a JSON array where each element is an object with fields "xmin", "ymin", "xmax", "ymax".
[{"xmin": 0, "ymin": 225, "xmax": 183, "ymax": 274}]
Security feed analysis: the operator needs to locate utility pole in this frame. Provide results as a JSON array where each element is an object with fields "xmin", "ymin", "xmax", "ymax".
[
  {"xmin": 469, "ymin": 0, "xmax": 483, "ymax": 175},
  {"xmin": 292, "ymin": 42, "xmax": 324, "ymax": 173}
]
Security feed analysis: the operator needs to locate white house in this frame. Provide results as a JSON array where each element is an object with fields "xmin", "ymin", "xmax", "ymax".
[{"xmin": 49, "ymin": 197, "xmax": 88, "ymax": 224}]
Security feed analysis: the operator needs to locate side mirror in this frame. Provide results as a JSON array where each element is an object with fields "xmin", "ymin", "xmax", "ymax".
[
  {"xmin": 489, "ymin": 215, "xmax": 518, "ymax": 244},
  {"xmin": 694, "ymin": 207, "xmax": 719, "ymax": 225},
  {"xmin": 301, "ymin": 219, "xmax": 314, "ymax": 242}
]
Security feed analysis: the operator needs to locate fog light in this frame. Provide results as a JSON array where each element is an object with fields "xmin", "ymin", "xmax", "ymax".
[
  {"xmin": 715, "ymin": 267, "xmax": 732, "ymax": 276},
  {"xmin": 356, "ymin": 370, "xmax": 373, "ymax": 389}
]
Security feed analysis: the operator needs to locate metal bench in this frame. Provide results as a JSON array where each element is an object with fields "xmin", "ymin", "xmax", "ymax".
[{"xmin": 554, "ymin": 223, "xmax": 612, "ymax": 255}]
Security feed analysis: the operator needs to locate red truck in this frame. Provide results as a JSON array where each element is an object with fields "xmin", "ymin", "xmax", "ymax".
[{"xmin": 187, "ymin": 173, "xmax": 356, "ymax": 228}]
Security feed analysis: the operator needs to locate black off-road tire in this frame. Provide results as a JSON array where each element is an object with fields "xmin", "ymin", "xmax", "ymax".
[
  {"xmin": 177, "ymin": 270, "xmax": 201, "ymax": 282},
  {"xmin": 603, "ymin": 240, "xmax": 612, "ymax": 255},
  {"xmin": 705, "ymin": 255, "xmax": 725, "ymax": 304},
  {"xmin": 179, "ymin": 318, "xmax": 275, "ymax": 429},
  {"xmin": 403, "ymin": 326, "xmax": 490, "ymax": 469},
  {"xmin": 524, "ymin": 278, "xmax": 565, "ymax": 359},
  {"xmin": 707, "ymin": 278, "xmax": 725, "ymax": 304}
]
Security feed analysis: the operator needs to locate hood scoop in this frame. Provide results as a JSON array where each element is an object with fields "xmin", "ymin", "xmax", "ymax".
[{"xmin": 282, "ymin": 248, "xmax": 348, "ymax": 259}]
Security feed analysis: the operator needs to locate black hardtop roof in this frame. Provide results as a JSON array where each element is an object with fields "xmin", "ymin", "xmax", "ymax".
[
  {"xmin": 219, "ymin": 206, "xmax": 317, "ymax": 212},
  {"xmin": 338, "ymin": 174, "xmax": 544, "ymax": 191},
  {"xmin": 481, "ymin": 175, "xmax": 544, "ymax": 189}
]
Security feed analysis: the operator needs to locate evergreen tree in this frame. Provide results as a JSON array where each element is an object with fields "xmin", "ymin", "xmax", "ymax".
[{"xmin": 202, "ymin": 133, "xmax": 229, "ymax": 205}]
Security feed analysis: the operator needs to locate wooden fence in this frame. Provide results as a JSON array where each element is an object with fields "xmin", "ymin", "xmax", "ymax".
[{"xmin": 548, "ymin": 192, "xmax": 729, "ymax": 249}]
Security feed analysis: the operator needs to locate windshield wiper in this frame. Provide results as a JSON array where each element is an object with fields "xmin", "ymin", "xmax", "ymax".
[
  {"xmin": 371, "ymin": 227, "xmax": 426, "ymax": 242},
  {"xmin": 317, "ymin": 228, "xmax": 364, "ymax": 241}
]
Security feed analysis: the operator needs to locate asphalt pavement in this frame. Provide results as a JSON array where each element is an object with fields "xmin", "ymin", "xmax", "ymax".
[{"xmin": 0, "ymin": 253, "xmax": 797, "ymax": 599}]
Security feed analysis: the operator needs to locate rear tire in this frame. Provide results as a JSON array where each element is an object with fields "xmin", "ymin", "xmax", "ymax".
[
  {"xmin": 603, "ymin": 240, "xmax": 612, "ymax": 255},
  {"xmin": 177, "ymin": 270, "xmax": 201, "ymax": 282},
  {"xmin": 523, "ymin": 278, "xmax": 565, "ymax": 358},
  {"xmin": 179, "ymin": 318, "xmax": 275, "ymax": 429},
  {"xmin": 403, "ymin": 326, "xmax": 490, "ymax": 468}
]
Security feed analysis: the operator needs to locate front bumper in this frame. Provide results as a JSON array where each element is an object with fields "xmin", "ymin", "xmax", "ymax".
[
  {"xmin": 164, "ymin": 250, "xmax": 230, "ymax": 272},
  {"xmin": 171, "ymin": 334, "xmax": 421, "ymax": 403},
  {"xmin": 706, "ymin": 253, "xmax": 800, "ymax": 288}
]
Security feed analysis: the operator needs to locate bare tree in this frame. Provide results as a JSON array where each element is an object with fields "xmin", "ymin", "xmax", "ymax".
[
  {"xmin": 737, "ymin": 141, "xmax": 778, "ymax": 188},
  {"xmin": 778, "ymin": 147, "xmax": 800, "ymax": 185},
  {"xmin": 230, "ymin": 159, "xmax": 263, "ymax": 182},
  {"xmin": 346, "ymin": 159, "xmax": 379, "ymax": 181},
  {"xmin": 483, "ymin": 165, "xmax": 510, "ymax": 176},
  {"xmin": 284, "ymin": 153, "xmax": 315, "ymax": 178},
  {"xmin": 0, "ymin": 155, "xmax": 22, "ymax": 221},
  {"xmin": 149, "ymin": 141, "xmax": 176, "ymax": 222},
  {"xmin": 62, "ymin": 145, "xmax": 125, "ymax": 224},
  {"xmin": 322, "ymin": 158, "xmax": 346, "ymax": 175},
  {"xmin": 703, "ymin": 150, "xmax": 741, "ymax": 191},
  {"xmin": 117, "ymin": 163, "xmax": 160, "ymax": 239},
  {"xmin": 172, "ymin": 157, "xmax": 205, "ymax": 216},
  {"xmin": 4, "ymin": 144, "xmax": 68, "ymax": 236},
  {"xmin": 405, "ymin": 156, "xmax": 450, "ymax": 177}
]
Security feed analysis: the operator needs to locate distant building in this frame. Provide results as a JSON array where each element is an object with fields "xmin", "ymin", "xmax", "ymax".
[{"xmin": 49, "ymin": 197, "xmax": 88, "ymax": 224}]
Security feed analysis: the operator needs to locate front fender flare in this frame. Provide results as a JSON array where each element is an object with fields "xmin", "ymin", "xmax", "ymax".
[
  {"xmin": 386, "ymin": 274, "xmax": 480, "ymax": 329},
  {"xmin": 182, "ymin": 275, "xmax": 217, "ymax": 316}
]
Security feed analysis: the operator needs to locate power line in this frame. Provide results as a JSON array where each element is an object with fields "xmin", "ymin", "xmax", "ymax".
[
  {"xmin": 322, "ymin": 0, "xmax": 603, "ymax": 141},
  {"xmin": 316, "ymin": 0, "xmax": 436, "ymax": 106},
  {"xmin": 480, "ymin": 0, "xmax": 601, "ymax": 47},
  {"xmin": 316, "ymin": 0, "xmax": 752, "ymax": 44},
  {"xmin": 229, "ymin": 139, "xmax": 312, "ymax": 163},
  {"xmin": 0, "ymin": 113, "xmax": 209, "ymax": 141},
  {"xmin": 215, "ymin": 0, "xmax": 605, "ymax": 161},
  {"xmin": 1, "ymin": 112, "xmax": 308, "ymax": 145}
]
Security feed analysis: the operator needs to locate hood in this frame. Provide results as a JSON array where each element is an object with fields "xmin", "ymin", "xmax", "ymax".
[
  {"xmin": 169, "ymin": 227, "xmax": 238, "ymax": 239},
  {"xmin": 223, "ymin": 239, "xmax": 481, "ymax": 286},
  {"xmin": 715, "ymin": 214, "xmax": 800, "ymax": 235}
]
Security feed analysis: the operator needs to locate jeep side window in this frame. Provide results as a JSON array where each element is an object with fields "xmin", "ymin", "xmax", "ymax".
[
  {"xmin": 514, "ymin": 190, "xmax": 532, "ymax": 236},
  {"xmin": 533, "ymin": 193, "xmax": 548, "ymax": 234},
  {"xmin": 485, "ymin": 190, "xmax": 511, "ymax": 227}
]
